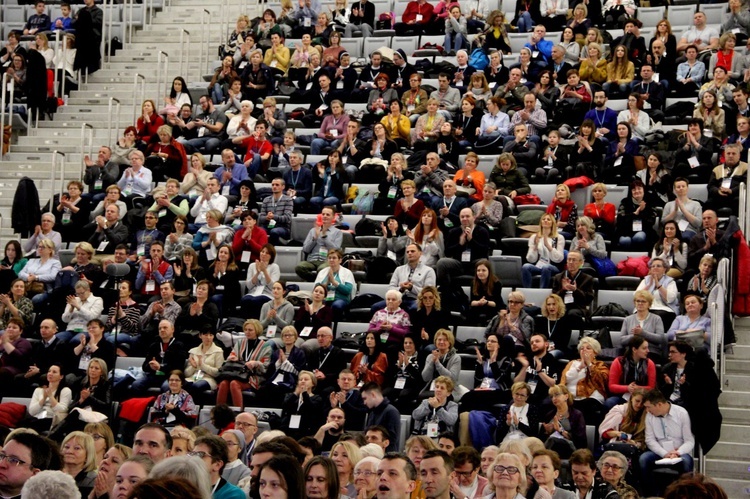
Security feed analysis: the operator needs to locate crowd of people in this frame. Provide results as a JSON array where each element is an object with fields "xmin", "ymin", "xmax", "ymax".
[{"xmin": 0, "ymin": 0, "xmax": 744, "ymax": 497}]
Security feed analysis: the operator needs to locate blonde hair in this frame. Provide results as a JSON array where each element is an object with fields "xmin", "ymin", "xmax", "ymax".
[
  {"xmin": 434, "ymin": 375, "xmax": 454, "ymax": 393},
  {"xmin": 75, "ymin": 241, "xmax": 95, "ymax": 258},
  {"xmin": 62, "ymin": 431, "xmax": 98, "ymax": 473},
  {"xmin": 578, "ymin": 336, "xmax": 602, "ymax": 355},
  {"xmin": 538, "ymin": 213, "xmax": 560, "ymax": 238},
  {"xmin": 405, "ymin": 435, "xmax": 438, "ymax": 453},
  {"xmin": 541, "ymin": 293, "xmax": 566, "ymax": 318},
  {"xmin": 170, "ymin": 427, "xmax": 196, "ymax": 452},
  {"xmin": 434, "ymin": 328, "xmax": 455, "ymax": 349},
  {"xmin": 330, "ymin": 441, "xmax": 361, "ymax": 484},
  {"xmin": 633, "ymin": 289, "xmax": 654, "ymax": 306}
]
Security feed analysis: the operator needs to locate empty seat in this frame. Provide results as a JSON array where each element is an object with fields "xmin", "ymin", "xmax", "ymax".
[{"xmin": 667, "ymin": 5, "xmax": 698, "ymax": 28}]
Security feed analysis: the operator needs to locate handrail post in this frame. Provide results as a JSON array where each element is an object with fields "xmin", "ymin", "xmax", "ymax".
[
  {"xmin": 53, "ymin": 30, "xmax": 62, "ymax": 100},
  {"xmin": 128, "ymin": 0, "xmax": 134, "ymax": 44},
  {"xmin": 201, "ymin": 9, "xmax": 211, "ymax": 78},
  {"xmin": 156, "ymin": 51, "xmax": 169, "ymax": 106},
  {"xmin": 108, "ymin": 97, "xmax": 121, "ymax": 146},
  {"xmin": 80, "ymin": 124, "xmax": 94, "ymax": 181},
  {"xmin": 101, "ymin": 0, "xmax": 110, "ymax": 65},
  {"xmin": 180, "ymin": 30, "xmax": 191, "ymax": 77},
  {"xmin": 53, "ymin": 151, "xmax": 67, "ymax": 210},
  {"xmin": 710, "ymin": 302, "xmax": 719, "ymax": 366},
  {"xmin": 0, "ymin": 74, "xmax": 7, "ymax": 157},
  {"xmin": 739, "ymin": 183, "xmax": 746, "ymax": 238},
  {"xmin": 132, "ymin": 73, "xmax": 146, "ymax": 123}
]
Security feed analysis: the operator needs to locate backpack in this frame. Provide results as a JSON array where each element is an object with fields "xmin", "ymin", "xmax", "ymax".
[
  {"xmin": 468, "ymin": 47, "xmax": 489, "ymax": 71},
  {"xmin": 355, "ymin": 217, "xmax": 382, "ymax": 237},
  {"xmin": 352, "ymin": 190, "xmax": 375, "ymax": 214},
  {"xmin": 346, "ymin": 185, "xmax": 359, "ymax": 203}
]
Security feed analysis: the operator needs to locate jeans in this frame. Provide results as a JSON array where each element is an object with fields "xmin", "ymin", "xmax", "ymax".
[
  {"xmin": 344, "ymin": 23, "xmax": 373, "ymax": 38},
  {"xmin": 309, "ymin": 196, "xmax": 340, "ymax": 213},
  {"xmin": 618, "ymin": 231, "xmax": 647, "ymax": 249},
  {"xmin": 178, "ymin": 136, "xmax": 221, "ymax": 155},
  {"xmin": 104, "ymin": 332, "xmax": 140, "ymax": 346},
  {"xmin": 246, "ymin": 154, "xmax": 263, "ymax": 178},
  {"xmin": 516, "ymin": 11, "xmax": 535, "ymax": 32},
  {"xmin": 211, "ymin": 82, "xmax": 224, "ymax": 104},
  {"xmin": 311, "ymin": 138, "xmax": 341, "ymax": 155},
  {"xmin": 443, "ymin": 32, "xmax": 465, "ymax": 53},
  {"xmin": 56, "ymin": 330, "xmax": 87, "ymax": 344},
  {"xmin": 266, "ymin": 226, "xmax": 291, "ymax": 245},
  {"xmin": 639, "ymin": 451, "xmax": 693, "ymax": 496},
  {"xmin": 31, "ymin": 292, "xmax": 48, "ymax": 307},
  {"xmin": 522, "ymin": 263, "xmax": 558, "ymax": 288},
  {"xmin": 602, "ymin": 81, "xmax": 631, "ymax": 96},
  {"xmin": 240, "ymin": 294, "xmax": 272, "ymax": 320},
  {"xmin": 345, "ymin": 164, "xmax": 358, "ymax": 182}
]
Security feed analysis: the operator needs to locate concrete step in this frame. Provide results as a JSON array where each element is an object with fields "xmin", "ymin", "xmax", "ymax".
[
  {"xmin": 723, "ymin": 374, "xmax": 750, "ymax": 392},
  {"xmin": 735, "ymin": 328, "xmax": 750, "ymax": 344},
  {"xmin": 719, "ymin": 406, "xmax": 750, "ymax": 425},
  {"xmin": 729, "ymin": 345, "xmax": 750, "ymax": 360},
  {"xmin": 709, "ymin": 441, "xmax": 750, "ymax": 460},
  {"xmin": 734, "ymin": 316, "xmax": 750, "ymax": 328},
  {"xmin": 715, "ymin": 423, "xmax": 749, "ymax": 442},
  {"xmin": 712, "ymin": 478, "xmax": 750, "ymax": 498},
  {"xmin": 705, "ymin": 458, "xmax": 750, "ymax": 480},
  {"xmin": 36, "ymin": 120, "xmax": 124, "ymax": 131},
  {"xmin": 726, "ymin": 358, "xmax": 750, "ymax": 375},
  {"xmin": 719, "ymin": 390, "xmax": 750, "ymax": 407}
]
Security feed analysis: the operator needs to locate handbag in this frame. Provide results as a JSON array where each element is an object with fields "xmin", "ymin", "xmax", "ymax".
[
  {"xmin": 676, "ymin": 329, "xmax": 705, "ymax": 349},
  {"xmin": 590, "ymin": 256, "xmax": 617, "ymax": 277},
  {"xmin": 25, "ymin": 281, "xmax": 45, "ymax": 295},
  {"xmin": 216, "ymin": 361, "xmax": 250, "ymax": 383},
  {"xmin": 455, "ymin": 186, "xmax": 476, "ymax": 197}
]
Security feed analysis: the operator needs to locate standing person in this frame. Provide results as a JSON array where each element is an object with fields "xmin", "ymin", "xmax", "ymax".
[
  {"xmin": 74, "ymin": 0, "xmax": 102, "ymax": 75},
  {"xmin": 361, "ymin": 383, "xmax": 401, "ymax": 452}
]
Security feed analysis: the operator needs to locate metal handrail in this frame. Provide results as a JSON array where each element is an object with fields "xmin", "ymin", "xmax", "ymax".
[
  {"xmin": 156, "ymin": 51, "xmax": 169, "ymax": 106},
  {"xmin": 52, "ymin": 151, "xmax": 67, "ymax": 213},
  {"xmin": 0, "ymin": 73, "xmax": 15, "ymax": 157},
  {"xmin": 52, "ymin": 29, "xmax": 62, "ymax": 100},
  {"xmin": 201, "ymin": 9, "xmax": 211, "ymax": 77},
  {"xmin": 179, "ymin": 30, "xmax": 191, "ymax": 77},
  {"xmin": 126, "ymin": 0, "xmax": 134, "ymax": 44},
  {"xmin": 148, "ymin": 0, "xmax": 155, "ymax": 25},
  {"xmin": 132, "ymin": 73, "xmax": 146, "ymax": 123},
  {"xmin": 108, "ymin": 97, "xmax": 122, "ymax": 146},
  {"xmin": 101, "ymin": 0, "xmax": 112, "ymax": 64},
  {"xmin": 80, "ymin": 124, "xmax": 94, "ymax": 181}
]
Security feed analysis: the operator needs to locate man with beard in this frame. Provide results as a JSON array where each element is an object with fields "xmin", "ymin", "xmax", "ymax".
[
  {"xmin": 514, "ymin": 333, "xmax": 560, "ymax": 405},
  {"xmin": 313, "ymin": 407, "xmax": 347, "ymax": 452}
]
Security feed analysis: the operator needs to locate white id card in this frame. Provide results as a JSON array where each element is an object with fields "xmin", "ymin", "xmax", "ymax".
[
  {"xmin": 206, "ymin": 245, "xmax": 217, "ymax": 261},
  {"xmin": 632, "ymin": 220, "xmax": 643, "ymax": 232},
  {"xmin": 427, "ymin": 422, "xmax": 439, "ymax": 437},
  {"xmin": 94, "ymin": 179, "xmax": 103, "ymax": 190},
  {"xmin": 222, "ymin": 184, "xmax": 231, "ymax": 196},
  {"xmin": 145, "ymin": 280, "xmax": 156, "ymax": 293},
  {"xmin": 394, "ymin": 377, "xmax": 406, "ymax": 389},
  {"xmin": 380, "ymin": 332, "xmax": 389, "ymax": 342},
  {"xmin": 461, "ymin": 250, "xmax": 471, "ymax": 262},
  {"xmin": 564, "ymin": 292, "xmax": 574, "ymax": 304},
  {"xmin": 678, "ymin": 219, "xmax": 690, "ymax": 232},
  {"xmin": 300, "ymin": 327, "xmax": 313, "ymax": 337},
  {"xmin": 721, "ymin": 177, "xmax": 732, "ymax": 189},
  {"xmin": 304, "ymin": 17, "xmax": 311, "ymax": 27},
  {"xmin": 688, "ymin": 156, "xmax": 700, "ymax": 168},
  {"xmin": 241, "ymin": 251, "xmax": 251, "ymax": 263},
  {"xmin": 272, "ymin": 373, "xmax": 284, "ymax": 384},
  {"xmin": 416, "ymin": 14, "xmax": 423, "ymax": 21},
  {"xmin": 330, "ymin": 129, "xmax": 338, "ymax": 137},
  {"xmin": 267, "ymin": 325, "xmax": 277, "ymax": 337},
  {"xmin": 614, "ymin": 156, "xmax": 623, "ymax": 166},
  {"xmin": 97, "ymin": 240, "xmax": 108, "ymax": 252},
  {"xmin": 290, "ymin": 415, "xmax": 301, "ymax": 428},
  {"xmin": 429, "ymin": 380, "xmax": 436, "ymax": 391}
]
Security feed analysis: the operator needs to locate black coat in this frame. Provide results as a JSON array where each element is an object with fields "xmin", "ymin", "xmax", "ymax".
[{"xmin": 11, "ymin": 177, "xmax": 41, "ymax": 238}]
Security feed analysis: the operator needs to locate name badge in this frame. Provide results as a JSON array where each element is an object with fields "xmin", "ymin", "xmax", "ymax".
[
  {"xmin": 300, "ymin": 327, "xmax": 313, "ymax": 337},
  {"xmin": 688, "ymin": 156, "xmax": 700, "ymax": 168},
  {"xmin": 241, "ymin": 251, "xmax": 251, "ymax": 263},
  {"xmin": 388, "ymin": 186, "xmax": 398, "ymax": 199},
  {"xmin": 342, "ymin": 155, "xmax": 348, "ymax": 164},
  {"xmin": 137, "ymin": 244, "xmax": 146, "ymax": 256},
  {"xmin": 158, "ymin": 209, "xmax": 167, "ymax": 218},
  {"xmin": 272, "ymin": 373, "xmax": 284, "ymax": 384},
  {"xmin": 268, "ymin": 219, "xmax": 277, "ymax": 229},
  {"xmin": 415, "ymin": 14, "xmax": 423, "ymax": 21},
  {"xmin": 319, "ymin": 247, "xmax": 329, "ymax": 258},
  {"xmin": 94, "ymin": 180, "xmax": 103, "ymax": 190},
  {"xmin": 564, "ymin": 291, "xmax": 574, "ymax": 304},
  {"xmin": 394, "ymin": 377, "xmax": 406, "ymax": 389},
  {"xmin": 304, "ymin": 17, "xmax": 311, "ymax": 27},
  {"xmin": 721, "ymin": 177, "xmax": 732, "ymax": 189},
  {"xmin": 380, "ymin": 332, "xmax": 390, "ymax": 342},
  {"xmin": 632, "ymin": 220, "xmax": 643, "ymax": 232},
  {"xmin": 429, "ymin": 380, "xmax": 436, "ymax": 391},
  {"xmin": 461, "ymin": 250, "xmax": 471, "ymax": 262},
  {"xmin": 222, "ymin": 184, "xmax": 231, "ymax": 196},
  {"xmin": 326, "ymin": 289, "xmax": 336, "ymax": 301},
  {"xmin": 703, "ymin": 129, "xmax": 713, "ymax": 138},
  {"xmin": 532, "ymin": 50, "xmax": 539, "ymax": 59},
  {"xmin": 290, "ymin": 414, "xmax": 302, "ymax": 428},
  {"xmin": 267, "ymin": 325, "xmax": 277, "ymax": 337},
  {"xmin": 614, "ymin": 156, "xmax": 623, "ymax": 167},
  {"xmin": 426, "ymin": 422, "xmax": 439, "ymax": 437},
  {"xmin": 97, "ymin": 240, "xmax": 108, "ymax": 252},
  {"xmin": 535, "ymin": 257, "xmax": 550, "ymax": 269},
  {"xmin": 270, "ymin": 60, "xmax": 278, "ymax": 68},
  {"xmin": 145, "ymin": 279, "xmax": 156, "ymax": 293},
  {"xmin": 527, "ymin": 380, "xmax": 538, "ymax": 393},
  {"xmin": 678, "ymin": 219, "xmax": 690, "ymax": 232},
  {"xmin": 330, "ymin": 129, "xmax": 338, "ymax": 137},
  {"xmin": 643, "ymin": 101, "xmax": 651, "ymax": 110},
  {"xmin": 206, "ymin": 245, "xmax": 217, "ymax": 261},
  {"xmin": 62, "ymin": 211, "xmax": 71, "ymax": 224},
  {"xmin": 444, "ymin": 219, "xmax": 454, "ymax": 228},
  {"xmin": 407, "ymin": 105, "xmax": 415, "ymax": 112}
]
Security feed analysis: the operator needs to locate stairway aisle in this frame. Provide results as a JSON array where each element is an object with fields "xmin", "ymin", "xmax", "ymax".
[
  {"xmin": 0, "ymin": 0, "xmax": 254, "ymax": 239},
  {"xmin": 706, "ymin": 316, "xmax": 750, "ymax": 498}
]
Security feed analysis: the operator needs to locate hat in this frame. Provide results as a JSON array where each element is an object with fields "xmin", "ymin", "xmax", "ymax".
[
  {"xmin": 394, "ymin": 48, "xmax": 408, "ymax": 63},
  {"xmin": 225, "ymin": 429, "xmax": 246, "ymax": 450}
]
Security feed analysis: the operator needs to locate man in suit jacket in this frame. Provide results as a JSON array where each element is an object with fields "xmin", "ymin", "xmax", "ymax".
[{"xmin": 552, "ymin": 251, "xmax": 595, "ymax": 328}]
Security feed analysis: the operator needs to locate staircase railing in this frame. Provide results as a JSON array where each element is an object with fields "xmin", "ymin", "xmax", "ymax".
[
  {"xmin": 107, "ymin": 98, "xmax": 122, "ymax": 146},
  {"xmin": 51, "ymin": 151, "xmax": 66, "ymax": 214},
  {"xmin": 179, "ymin": 30, "xmax": 191, "ymax": 77},
  {"xmin": 155, "ymin": 51, "xmax": 170, "ymax": 105},
  {"xmin": 0, "ymin": 73, "xmax": 15, "ymax": 157},
  {"xmin": 80, "ymin": 124, "xmax": 94, "ymax": 181},
  {"xmin": 132, "ymin": 73, "xmax": 146, "ymax": 123},
  {"xmin": 201, "ymin": 9, "xmax": 211, "ymax": 77}
]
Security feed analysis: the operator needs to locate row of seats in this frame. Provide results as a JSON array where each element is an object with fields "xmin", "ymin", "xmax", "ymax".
[{"xmin": 0, "ymin": 3, "xmax": 145, "ymax": 28}]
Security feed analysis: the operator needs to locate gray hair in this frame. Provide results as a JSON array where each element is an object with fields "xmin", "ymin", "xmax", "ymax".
[
  {"xmin": 385, "ymin": 289, "xmax": 403, "ymax": 302},
  {"xmin": 150, "ymin": 456, "xmax": 212, "ymax": 499},
  {"xmin": 74, "ymin": 280, "xmax": 91, "ymax": 292},
  {"xmin": 598, "ymin": 450, "xmax": 629, "ymax": 475},
  {"xmin": 21, "ymin": 470, "xmax": 81, "ymax": 499}
]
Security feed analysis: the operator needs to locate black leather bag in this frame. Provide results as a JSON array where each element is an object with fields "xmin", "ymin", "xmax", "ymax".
[{"xmin": 216, "ymin": 361, "xmax": 250, "ymax": 383}]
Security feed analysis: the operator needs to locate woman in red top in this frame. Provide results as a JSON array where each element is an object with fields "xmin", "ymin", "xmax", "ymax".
[
  {"xmin": 583, "ymin": 182, "xmax": 616, "ymax": 240},
  {"xmin": 605, "ymin": 336, "xmax": 656, "ymax": 410},
  {"xmin": 136, "ymin": 99, "xmax": 164, "ymax": 148},
  {"xmin": 232, "ymin": 211, "xmax": 268, "ymax": 264},
  {"xmin": 546, "ymin": 184, "xmax": 578, "ymax": 239},
  {"xmin": 453, "ymin": 152, "xmax": 486, "ymax": 203},
  {"xmin": 393, "ymin": 179, "xmax": 425, "ymax": 229},
  {"xmin": 710, "ymin": 32, "xmax": 741, "ymax": 81},
  {"xmin": 350, "ymin": 330, "xmax": 388, "ymax": 386}
]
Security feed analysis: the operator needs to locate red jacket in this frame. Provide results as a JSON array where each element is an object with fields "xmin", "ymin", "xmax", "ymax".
[
  {"xmin": 732, "ymin": 231, "xmax": 750, "ymax": 316},
  {"xmin": 401, "ymin": 0, "xmax": 434, "ymax": 24}
]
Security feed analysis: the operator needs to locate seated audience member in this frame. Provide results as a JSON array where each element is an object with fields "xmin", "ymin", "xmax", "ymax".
[
  {"xmin": 436, "ymin": 208, "xmax": 491, "ymax": 288},
  {"xmin": 635, "ymin": 257, "xmax": 679, "ymax": 330},
  {"xmin": 541, "ymin": 384, "xmax": 587, "ymax": 459},
  {"xmin": 17, "ymin": 239, "xmax": 61, "ymax": 307},
  {"xmin": 216, "ymin": 319, "xmax": 273, "ymax": 410},
  {"xmin": 707, "ymin": 142, "xmax": 747, "ymax": 216},
  {"xmin": 258, "ymin": 178, "xmax": 294, "ymax": 245},
  {"xmin": 639, "ymin": 388, "xmax": 694, "ymax": 497},
  {"xmin": 555, "ymin": 69, "xmax": 592, "ymax": 125},
  {"xmin": 104, "ymin": 280, "xmax": 142, "ymax": 348},
  {"xmin": 412, "ymin": 375, "xmax": 459, "ymax": 436},
  {"xmin": 677, "ymin": 11, "xmax": 719, "ymax": 54},
  {"xmin": 140, "ymin": 281, "xmax": 182, "ymax": 336},
  {"xmin": 562, "ymin": 449, "xmax": 619, "ymax": 498},
  {"xmin": 687, "ymin": 210, "xmax": 725, "ymax": 271},
  {"xmin": 134, "ymin": 241, "xmax": 174, "ymax": 300},
  {"xmin": 295, "ymin": 206, "xmax": 343, "ymax": 281},
  {"xmin": 527, "ymin": 449, "xmax": 576, "ymax": 499},
  {"xmin": 620, "ymin": 290, "xmax": 667, "ymax": 361},
  {"xmin": 493, "ymin": 381, "xmax": 542, "ymax": 442},
  {"xmin": 351, "ymin": 331, "xmax": 389, "ymax": 386},
  {"xmin": 661, "ymin": 177, "xmax": 703, "ymax": 242},
  {"xmin": 569, "ymin": 217, "xmax": 607, "ymax": 273},
  {"xmin": 489, "ymin": 153, "xmax": 531, "ymax": 206},
  {"xmin": 605, "ymin": 336, "xmax": 656, "ymax": 410},
  {"xmin": 484, "ymin": 291, "xmax": 534, "ymax": 350},
  {"xmin": 617, "ymin": 179, "xmax": 657, "ymax": 250},
  {"xmin": 48, "ymin": 180, "xmax": 91, "ymax": 244},
  {"xmin": 150, "ymin": 370, "xmax": 199, "ymax": 427},
  {"xmin": 57, "ymin": 281, "xmax": 105, "ymax": 344},
  {"xmin": 522, "ymin": 213, "xmax": 566, "ymax": 289},
  {"xmin": 176, "ymin": 95, "xmax": 227, "ymax": 155},
  {"xmin": 281, "ymin": 370, "xmax": 325, "ymax": 439},
  {"xmin": 596, "ymin": 451, "xmax": 640, "ymax": 499},
  {"xmin": 310, "ymin": 150, "xmax": 346, "ymax": 213},
  {"xmin": 546, "ymin": 184, "xmax": 578, "ymax": 239},
  {"xmin": 313, "ymin": 249, "xmax": 356, "ymax": 320},
  {"xmin": 604, "ymin": 45, "xmax": 635, "ymax": 97},
  {"xmin": 467, "ymin": 259, "xmax": 505, "ymax": 325},
  {"xmin": 551, "ymin": 251, "xmax": 594, "ymax": 326},
  {"xmin": 672, "ymin": 118, "xmax": 716, "ymax": 181},
  {"xmin": 0, "ymin": 318, "xmax": 32, "ymax": 386},
  {"xmin": 570, "ymin": 119, "xmax": 607, "ymax": 180},
  {"xmin": 560, "ymin": 337, "xmax": 609, "ymax": 425},
  {"xmin": 600, "ymin": 387, "xmax": 647, "ymax": 458},
  {"xmin": 294, "ymin": 284, "xmax": 334, "ymax": 340},
  {"xmin": 503, "ymin": 124, "xmax": 538, "ymax": 175},
  {"xmin": 685, "ymin": 254, "xmax": 718, "ymax": 305},
  {"xmin": 282, "ymin": 150, "xmax": 314, "ymax": 211},
  {"xmin": 460, "ymin": 333, "xmax": 516, "ymax": 412},
  {"xmin": 667, "ymin": 295, "xmax": 712, "ymax": 351},
  {"xmin": 674, "ymin": 45, "xmax": 706, "ymax": 97},
  {"xmin": 533, "ymin": 296, "xmax": 574, "ymax": 357}
]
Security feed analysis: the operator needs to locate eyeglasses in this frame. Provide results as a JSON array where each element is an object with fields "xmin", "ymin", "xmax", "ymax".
[
  {"xmin": 508, "ymin": 300, "xmax": 523, "ymax": 305},
  {"xmin": 486, "ymin": 339, "xmax": 498, "ymax": 343},
  {"xmin": 493, "ymin": 465, "xmax": 520, "ymax": 475},
  {"xmin": 90, "ymin": 433, "xmax": 105, "ymax": 440},
  {"xmin": 454, "ymin": 469, "xmax": 477, "ymax": 477},
  {"xmin": 353, "ymin": 470, "xmax": 377, "ymax": 477},
  {"xmin": 0, "ymin": 453, "xmax": 29, "ymax": 467},
  {"xmin": 235, "ymin": 421, "xmax": 257, "ymax": 428},
  {"xmin": 187, "ymin": 451, "xmax": 209, "ymax": 458},
  {"xmin": 600, "ymin": 463, "xmax": 623, "ymax": 471},
  {"xmin": 513, "ymin": 392, "xmax": 529, "ymax": 398},
  {"xmin": 224, "ymin": 441, "xmax": 240, "ymax": 447}
]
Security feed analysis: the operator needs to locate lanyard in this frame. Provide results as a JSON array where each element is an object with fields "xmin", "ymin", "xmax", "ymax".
[
  {"xmin": 160, "ymin": 338, "xmax": 174, "ymax": 359},
  {"xmin": 443, "ymin": 197, "xmax": 455, "ymax": 209},
  {"xmin": 594, "ymin": 109, "xmax": 606, "ymax": 128},
  {"xmin": 319, "ymin": 348, "xmax": 332, "ymax": 368},
  {"xmin": 290, "ymin": 169, "xmax": 300, "ymax": 188}
]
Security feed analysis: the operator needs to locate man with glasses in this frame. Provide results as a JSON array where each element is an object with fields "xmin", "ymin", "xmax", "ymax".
[
  {"xmin": 314, "ymin": 407, "xmax": 347, "ymax": 452},
  {"xmin": 420, "ymin": 449, "xmax": 453, "ymax": 499},
  {"xmin": 308, "ymin": 326, "xmax": 347, "ymax": 395},
  {"xmin": 551, "ymin": 251, "xmax": 595, "ymax": 328},
  {"xmin": 190, "ymin": 435, "xmax": 246, "ymax": 499},
  {"xmin": 177, "ymin": 95, "xmax": 227, "ymax": 155},
  {"xmin": 131, "ymin": 211, "xmax": 165, "ymax": 261},
  {"xmin": 562, "ymin": 449, "xmax": 618, "ymax": 499},
  {"xmin": 89, "ymin": 204, "xmax": 129, "ymax": 256},
  {"xmin": 295, "ymin": 206, "xmax": 344, "ymax": 282},
  {"xmin": 23, "ymin": 213, "xmax": 62, "ymax": 258},
  {"xmin": 83, "ymin": 146, "xmax": 118, "ymax": 198},
  {"xmin": 0, "ymin": 432, "xmax": 52, "ymax": 499},
  {"xmin": 235, "ymin": 411, "xmax": 259, "ymax": 465},
  {"xmin": 449, "ymin": 447, "xmax": 488, "ymax": 499}
]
